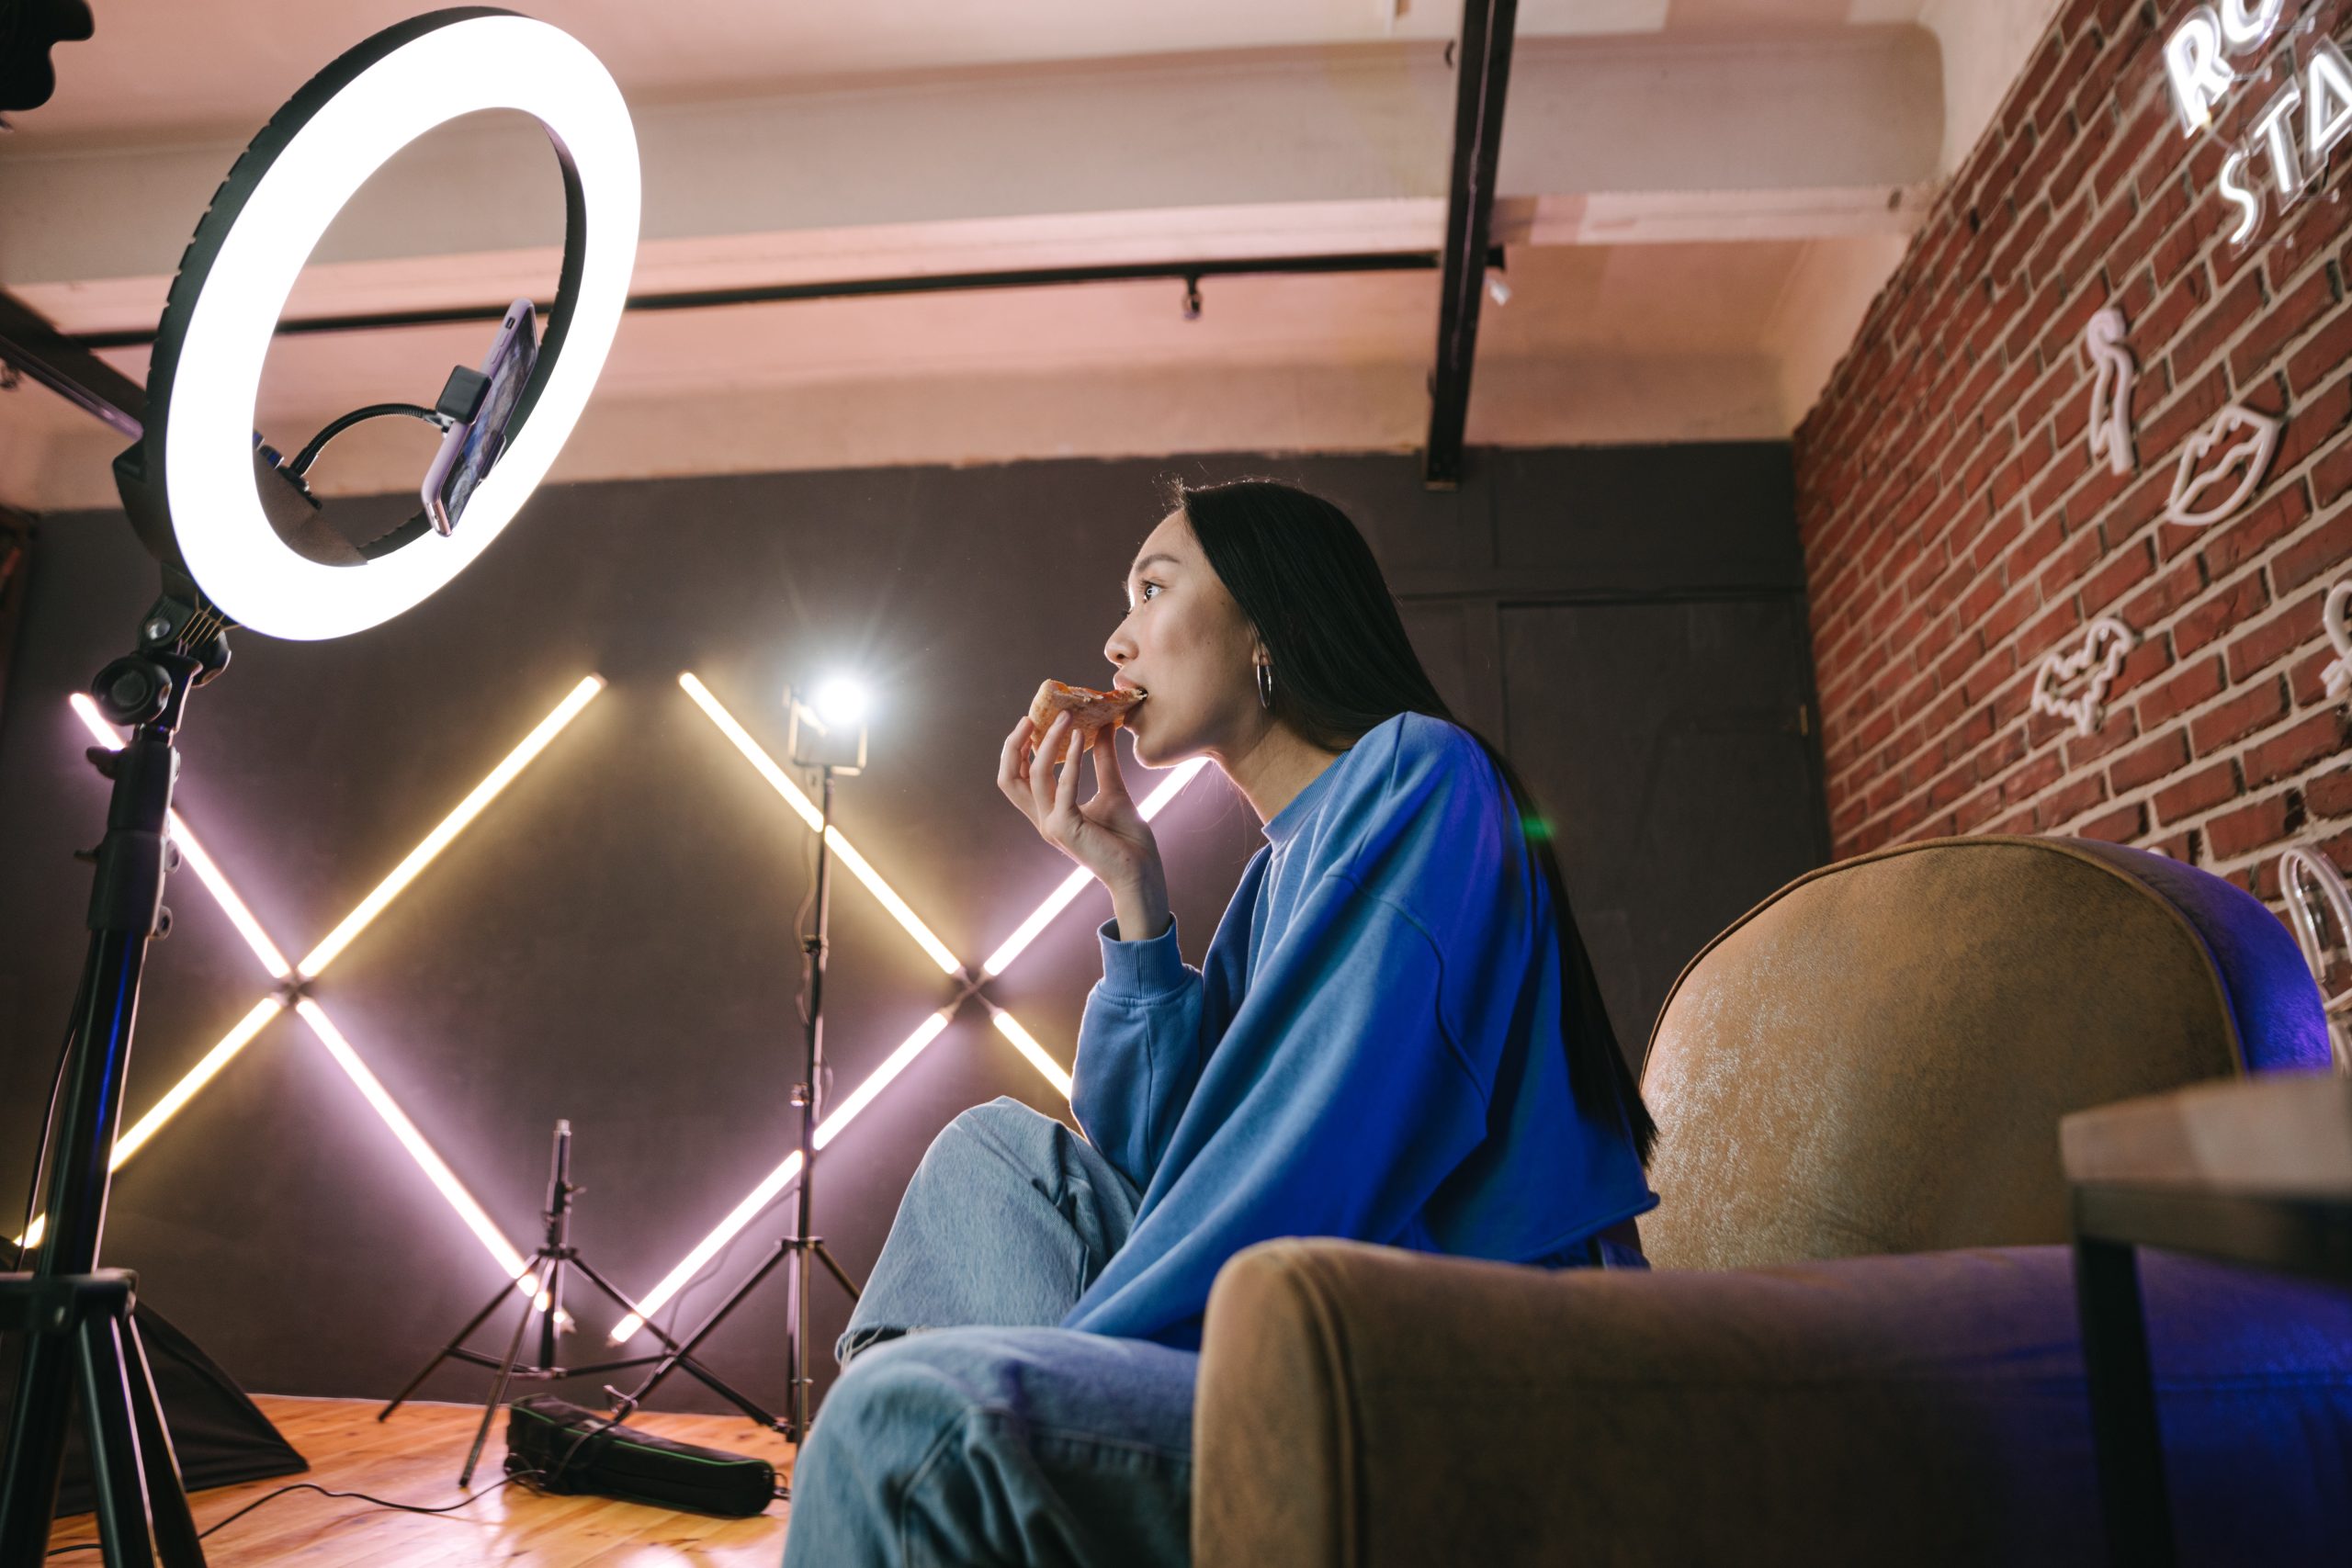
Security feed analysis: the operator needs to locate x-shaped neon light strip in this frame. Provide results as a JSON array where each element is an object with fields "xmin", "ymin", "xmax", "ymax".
[
  {"xmin": 19, "ymin": 670, "xmax": 1204, "ymax": 1351},
  {"xmin": 17, "ymin": 680, "xmax": 607, "ymax": 1326},
  {"xmin": 605, "ymin": 675, "xmax": 1204, "ymax": 1342}
]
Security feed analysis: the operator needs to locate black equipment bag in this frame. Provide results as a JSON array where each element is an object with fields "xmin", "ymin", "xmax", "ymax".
[{"xmin": 503, "ymin": 1393, "xmax": 774, "ymax": 1517}]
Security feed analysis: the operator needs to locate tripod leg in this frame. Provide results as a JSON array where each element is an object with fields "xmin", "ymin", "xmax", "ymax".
[
  {"xmin": 783, "ymin": 1249, "xmax": 801, "ymax": 1446},
  {"xmin": 75, "ymin": 1314, "xmax": 155, "ymax": 1568},
  {"xmin": 122, "ymin": 1316, "xmax": 205, "ymax": 1567},
  {"xmin": 811, "ymin": 1240, "xmax": 862, "ymax": 1302},
  {"xmin": 558, "ymin": 1254, "xmax": 663, "ymax": 1333},
  {"xmin": 554, "ymin": 1255, "xmax": 778, "ymax": 1427},
  {"xmin": 459, "ymin": 1274, "xmax": 540, "ymax": 1488},
  {"xmin": 379, "ymin": 1269, "xmax": 537, "ymax": 1423},
  {"xmin": 0, "ymin": 1327, "xmax": 76, "ymax": 1566},
  {"xmin": 603, "ymin": 1246, "xmax": 790, "ymax": 1428}
]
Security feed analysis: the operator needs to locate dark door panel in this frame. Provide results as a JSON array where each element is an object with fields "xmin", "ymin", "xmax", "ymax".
[{"xmin": 1498, "ymin": 597, "xmax": 1826, "ymax": 1066}]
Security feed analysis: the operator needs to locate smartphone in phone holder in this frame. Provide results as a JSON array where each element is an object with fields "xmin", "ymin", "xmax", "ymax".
[{"xmin": 422, "ymin": 299, "xmax": 539, "ymax": 536}]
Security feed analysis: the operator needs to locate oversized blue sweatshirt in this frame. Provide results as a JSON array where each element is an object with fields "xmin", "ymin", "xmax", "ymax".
[{"xmin": 1059, "ymin": 711, "xmax": 1657, "ymax": 1349}]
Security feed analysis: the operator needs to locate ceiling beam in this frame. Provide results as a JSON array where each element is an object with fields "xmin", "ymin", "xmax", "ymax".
[
  {"xmin": 0, "ymin": 291, "xmax": 142, "ymax": 439},
  {"xmin": 1422, "ymin": 0, "xmax": 1516, "ymax": 491}
]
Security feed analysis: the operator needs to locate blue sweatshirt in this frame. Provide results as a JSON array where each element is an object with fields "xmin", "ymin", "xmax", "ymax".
[{"xmin": 1060, "ymin": 711, "xmax": 1657, "ymax": 1349}]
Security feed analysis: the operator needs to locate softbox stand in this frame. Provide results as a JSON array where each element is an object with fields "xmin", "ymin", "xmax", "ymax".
[{"xmin": 0, "ymin": 1240, "xmax": 307, "ymax": 1519}]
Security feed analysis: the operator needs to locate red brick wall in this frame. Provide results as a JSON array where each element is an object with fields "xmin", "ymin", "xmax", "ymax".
[{"xmin": 1796, "ymin": 0, "xmax": 2352, "ymax": 925}]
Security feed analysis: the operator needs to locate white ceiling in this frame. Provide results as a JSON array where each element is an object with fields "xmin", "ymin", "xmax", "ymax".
[
  {"xmin": 0, "ymin": 0, "xmax": 2057, "ymax": 509},
  {"xmin": 5, "ymin": 0, "xmax": 1930, "ymax": 142}
]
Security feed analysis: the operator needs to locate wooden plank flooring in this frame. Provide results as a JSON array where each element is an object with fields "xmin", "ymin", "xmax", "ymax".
[{"xmin": 45, "ymin": 1395, "xmax": 797, "ymax": 1564}]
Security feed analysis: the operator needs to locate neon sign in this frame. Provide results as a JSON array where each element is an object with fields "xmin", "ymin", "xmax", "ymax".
[{"xmin": 2164, "ymin": 4, "xmax": 2352, "ymax": 243}]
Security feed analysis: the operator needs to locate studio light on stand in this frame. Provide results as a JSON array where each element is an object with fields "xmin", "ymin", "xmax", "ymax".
[
  {"xmin": 0, "ymin": 12, "xmax": 639, "ymax": 1563},
  {"xmin": 605, "ymin": 675, "xmax": 871, "ymax": 1450}
]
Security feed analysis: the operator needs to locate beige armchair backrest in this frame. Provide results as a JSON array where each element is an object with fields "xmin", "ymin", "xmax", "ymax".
[{"xmin": 1638, "ymin": 835, "xmax": 2331, "ymax": 1271}]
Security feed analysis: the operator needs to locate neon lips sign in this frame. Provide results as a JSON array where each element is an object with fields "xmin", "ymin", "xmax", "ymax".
[{"xmin": 2164, "ymin": 2, "xmax": 2352, "ymax": 244}]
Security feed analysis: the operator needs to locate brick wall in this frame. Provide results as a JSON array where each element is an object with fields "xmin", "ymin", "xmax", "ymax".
[{"xmin": 1796, "ymin": 0, "xmax": 2352, "ymax": 939}]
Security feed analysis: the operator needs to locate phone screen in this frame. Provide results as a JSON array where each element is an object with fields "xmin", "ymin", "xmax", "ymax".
[{"xmin": 426, "ymin": 302, "xmax": 538, "ymax": 536}]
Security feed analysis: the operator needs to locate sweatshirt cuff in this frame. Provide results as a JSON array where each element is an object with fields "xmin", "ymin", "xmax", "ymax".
[{"xmin": 1097, "ymin": 915, "xmax": 1186, "ymax": 998}]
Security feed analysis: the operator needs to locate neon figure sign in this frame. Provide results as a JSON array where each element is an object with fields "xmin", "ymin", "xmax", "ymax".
[{"xmin": 2164, "ymin": 2, "xmax": 2352, "ymax": 244}]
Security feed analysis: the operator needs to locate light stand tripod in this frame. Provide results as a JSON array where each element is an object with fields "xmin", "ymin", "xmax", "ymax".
[
  {"xmin": 377, "ymin": 1119, "xmax": 779, "ymax": 1483},
  {"xmin": 611, "ymin": 704, "xmax": 865, "ymax": 1447},
  {"xmin": 0, "ymin": 593, "xmax": 227, "ymax": 1568}
]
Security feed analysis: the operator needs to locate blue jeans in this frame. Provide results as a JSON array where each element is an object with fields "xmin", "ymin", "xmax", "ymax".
[{"xmin": 781, "ymin": 1098, "xmax": 1196, "ymax": 1568}]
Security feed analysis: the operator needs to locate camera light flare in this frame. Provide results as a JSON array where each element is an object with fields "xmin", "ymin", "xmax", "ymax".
[
  {"xmin": 299, "ymin": 676, "xmax": 605, "ymax": 977},
  {"xmin": 71, "ymin": 694, "xmax": 294, "ymax": 979},
  {"xmin": 812, "ymin": 676, "xmax": 870, "ymax": 727},
  {"xmin": 677, "ymin": 672, "xmax": 961, "ymax": 975},
  {"xmin": 607, "ymin": 1008, "xmax": 955, "ymax": 1345},
  {"xmin": 981, "ymin": 757, "xmax": 1209, "ymax": 976}
]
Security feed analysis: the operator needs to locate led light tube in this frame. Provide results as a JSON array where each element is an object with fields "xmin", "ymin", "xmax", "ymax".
[
  {"xmin": 608, "ymin": 1009, "xmax": 955, "ymax": 1344},
  {"xmin": 300, "ymin": 677, "xmax": 604, "ymax": 976},
  {"xmin": 988, "ymin": 1007, "xmax": 1074, "ymax": 1099},
  {"xmin": 296, "ymin": 999, "xmax": 544, "ymax": 1307},
  {"xmin": 109, "ymin": 998, "xmax": 287, "ymax": 1169},
  {"xmin": 13, "ymin": 1003, "xmax": 288, "ymax": 1256},
  {"xmin": 982, "ymin": 757, "xmax": 1208, "ymax": 975},
  {"xmin": 677, "ymin": 672, "xmax": 962, "ymax": 973}
]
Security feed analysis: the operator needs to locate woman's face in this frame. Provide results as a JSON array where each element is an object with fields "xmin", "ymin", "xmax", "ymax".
[{"xmin": 1102, "ymin": 509, "xmax": 1262, "ymax": 770}]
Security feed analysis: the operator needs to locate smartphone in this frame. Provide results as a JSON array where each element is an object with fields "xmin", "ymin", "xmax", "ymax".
[{"xmin": 421, "ymin": 299, "xmax": 538, "ymax": 536}]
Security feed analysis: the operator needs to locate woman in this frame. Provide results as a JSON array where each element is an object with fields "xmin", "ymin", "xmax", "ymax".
[{"xmin": 782, "ymin": 479, "xmax": 1656, "ymax": 1568}]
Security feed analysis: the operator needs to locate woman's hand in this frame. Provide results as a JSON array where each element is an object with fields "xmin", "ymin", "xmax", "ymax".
[{"xmin": 998, "ymin": 713, "xmax": 1170, "ymax": 941}]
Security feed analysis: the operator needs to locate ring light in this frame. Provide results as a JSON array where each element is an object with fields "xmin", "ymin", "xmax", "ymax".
[{"xmin": 116, "ymin": 8, "xmax": 639, "ymax": 641}]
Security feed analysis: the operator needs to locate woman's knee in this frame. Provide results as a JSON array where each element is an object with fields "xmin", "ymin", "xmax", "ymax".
[
  {"xmin": 810, "ymin": 1340, "xmax": 972, "ymax": 1458},
  {"xmin": 921, "ymin": 1096, "xmax": 1063, "ymax": 1177},
  {"xmin": 953, "ymin": 1095, "xmax": 1059, "ymax": 1143},
  {"xmin": 787, "ymin": 1346, "xmax": 983, "ymax": 1564}
]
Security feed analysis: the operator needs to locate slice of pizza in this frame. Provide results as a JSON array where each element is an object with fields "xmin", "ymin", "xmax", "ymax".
[{"xmin": 1028, "ymin": 679, "xmax": 1144, "ymax": 763}]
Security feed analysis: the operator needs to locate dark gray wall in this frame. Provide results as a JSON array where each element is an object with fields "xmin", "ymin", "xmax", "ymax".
[{"xmin": 0, "ymin": 445, "xmax": 1820, "ymax": 1419}]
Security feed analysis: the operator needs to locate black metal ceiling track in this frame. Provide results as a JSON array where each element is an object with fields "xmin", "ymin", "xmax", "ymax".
[
  {"xmin": 1422, "ymin": 0, "xmax": 1518, "ymax": 491},
  {"xmin": 61, "ymin": 249, "xmax": 1501, "ymax": 352},
  {"xmin": 0, "ymin": 290, "xmax": 144, "ymax": 438}
]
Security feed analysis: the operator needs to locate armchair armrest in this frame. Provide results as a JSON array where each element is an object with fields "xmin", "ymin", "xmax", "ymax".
[{"xmin": 1193, "ymin": 1238, "xmax": 2352, "ymax": 1567}]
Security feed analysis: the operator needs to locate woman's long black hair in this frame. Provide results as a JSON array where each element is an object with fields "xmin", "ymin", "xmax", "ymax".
[{"xmin": 1178, "ymin": 478, "xmax": 1657, "ymax": 1163}]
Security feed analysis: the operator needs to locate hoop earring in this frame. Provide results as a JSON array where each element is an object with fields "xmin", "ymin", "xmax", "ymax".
[{"xmin": 1257, "ymin": 662, "xmax": 1274, "ymax": 711}]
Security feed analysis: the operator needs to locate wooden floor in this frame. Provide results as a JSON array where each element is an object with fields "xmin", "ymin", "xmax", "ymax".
[{"xmin": 47, "ymin": 1395, "xmax": 797, "ymax": 1564}]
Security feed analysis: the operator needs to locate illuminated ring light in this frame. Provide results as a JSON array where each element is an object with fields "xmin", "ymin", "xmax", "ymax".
[{"xmin": 127, "ymin": 8, "xmax": 639, "ymax": 641}]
